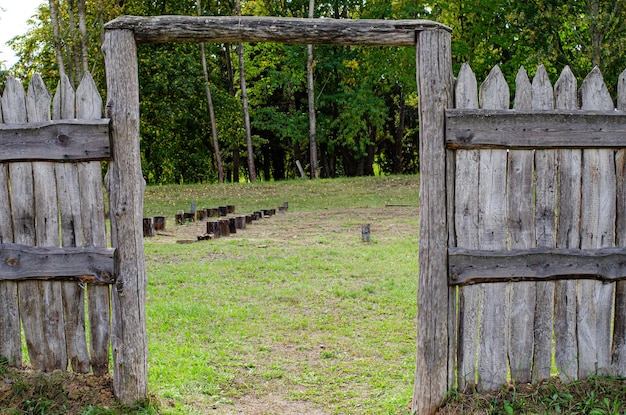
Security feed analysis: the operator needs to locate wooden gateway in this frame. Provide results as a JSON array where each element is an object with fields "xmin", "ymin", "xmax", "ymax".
[{"xmin": 7, "ymin": 13, "xmax": 624, "ymax": 414}]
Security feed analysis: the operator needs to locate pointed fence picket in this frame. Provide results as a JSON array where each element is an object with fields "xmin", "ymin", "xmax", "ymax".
[
  {"xmin": 0, "ymin": 73, "xmax": 112, "ymax": 375},
  {"xmin": 447, "ymin": 64, "xmax": 626, "ymax": 393}
]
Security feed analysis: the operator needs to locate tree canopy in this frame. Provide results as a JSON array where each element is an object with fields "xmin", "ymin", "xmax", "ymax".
[{"xmin": 2, "ymin": 0, "xmax": 625, "ymax": 183}]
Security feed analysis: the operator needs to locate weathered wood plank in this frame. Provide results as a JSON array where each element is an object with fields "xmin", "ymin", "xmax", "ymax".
[
  {"xmin": 554, "ymin": 65, "xmax": 580, "ymax": 381},
  {"xmin": 0, "ymin": 119, "xmax": 111, "ymax": 162},
  {"xmin": 105, "ymin": 15, "xmax": 450, "ymax": 46},
  {"xmin": 413, "ymin": 29, "xmax": 452, "ymax": 415},
  {"xmin": 613, "ymin": 68, "xmax": 626, "ymax": 376},
  {"xmin": 454, "ymin": 63, "xmax": 481, "ymax": 392},
  {"xmin": 0, "ymin": 243, "xmax": 114, "ymax": 283},
  {"xmin": 449, "ymin": 247, "xmax": 626, "ymax": 284},
  {"xmin": 579, "ymin": 67, "xmax": 616, "ymax": 378},
  {"xmin": 54, "ymin": 73, "xmax": 90, "ymax": 374},
  {"xmin": 531, "ymin": 65, "xmax": 556, "ymax": 384},
  {"xmin": 507, "ymin": 66, "xmax": 535, "ymax": 385},
  {"xmin": 28, "ymin": 73, "xmax": 68, "ymax": 372},
  {"xmin": 0, "ymin": 82, "xmax": 21, "ymax": 367},
  {"xmin": 56, "ymin": 160, "xmax": 91, "ymax": 373},
  {"xmin": 2, "ymin": 77, "xmax": 43, "ymax": 370},
  {"xmin": 477, "ymin": 65, "xmax": 509, "ymax": 392},
  {"xmin": 446, "ymin": 110, "xmax": 626, "ymax": 149},
  {"xmin": 76, "ymin": 71, "xmax": 111, "ymax": 376},
  {"xmin": 103, "ymin": 29, "xmax": 149, "ymax": 404}
]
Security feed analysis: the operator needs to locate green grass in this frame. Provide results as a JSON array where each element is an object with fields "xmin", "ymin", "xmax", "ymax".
[{"xmin": 143, "ymin": 175, "xmax": 419, "ymax": 217}]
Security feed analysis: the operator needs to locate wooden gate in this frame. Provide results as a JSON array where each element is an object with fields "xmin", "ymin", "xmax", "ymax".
[
  {"xmin": 0, "ymin": 71, "xmax": 113, "ymax": 374},
  {"xmin": 0, "ymin": 68, "xmax": 147, "ymax": 405},
  {"xmin": 414, "ymin": 62, "xmax": 626, "ymax": 413}
]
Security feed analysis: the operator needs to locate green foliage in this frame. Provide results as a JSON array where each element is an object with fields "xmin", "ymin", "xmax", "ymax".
[{"xmin": 7, "ymin": 0, "xmax": 626, "ymax": 182}]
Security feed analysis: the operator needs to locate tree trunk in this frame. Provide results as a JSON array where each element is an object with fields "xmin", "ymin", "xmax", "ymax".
[
  {"xmin": 67, "ymin": 0, "xmax": 81, "ymax": 86},
  {"xmin": 49, "ymin": 0, "xmax": 66, "ymax": 79},
  {"xmin": 307, "ymin": 0, "xmax": 319, "ymax": 179},
  {"xmin": 237, "ymin": 42, "xmax": 256, "ymax": 182},
  {"xmin": 77, "ymin": 0, "xmax": 89, "ymax": 75},
  {"xmin": 197, "ymin": 0, "xmax": 224, "ymax": 183}
]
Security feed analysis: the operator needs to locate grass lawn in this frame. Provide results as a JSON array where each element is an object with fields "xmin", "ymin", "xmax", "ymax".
[{"xmin": 143, "ymin": 175, "xmax": 420, "ymax": 415}]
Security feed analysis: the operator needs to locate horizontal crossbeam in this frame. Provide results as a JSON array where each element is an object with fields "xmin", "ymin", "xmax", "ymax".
[
  {"xmin": 0, "ymin": 119, "xmax": 111, "ymax": 162},
  {"xmin": 449, "ymin": 247, "xmax": 626, "ymax": 285},
  {"xmin": 446, "ymin": 109, "xmax": 626, "ymax": 149},
  {"xmin": 105, "ymin": 15, "xmax": 451, "ymax": 46},
  {"xmin": 0, "ymin": 243, "xmax": 115, "ymax": 284}
]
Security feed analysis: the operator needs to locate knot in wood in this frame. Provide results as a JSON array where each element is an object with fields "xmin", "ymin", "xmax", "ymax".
[
  {"xmin": 6, "ymin": 257, "xmax": 19, "ymax": 267},
  {"xmin": 57, "ymin": 134, "xmax": 70, "ymax": 145}
]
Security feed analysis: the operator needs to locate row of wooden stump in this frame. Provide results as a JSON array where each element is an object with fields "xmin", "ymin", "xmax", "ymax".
[{"xmin": 142, "ymin": 202, "xmax": 289, "ymax": 239}]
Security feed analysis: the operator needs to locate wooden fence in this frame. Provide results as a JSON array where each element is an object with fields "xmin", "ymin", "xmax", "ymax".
[
  {"xmin": 416, "ymin": 62, "xmax": 626, "ymax": 413},
  {"xmin": 0, "ymin": 73, "xmax": 113, "ymax": 375}
]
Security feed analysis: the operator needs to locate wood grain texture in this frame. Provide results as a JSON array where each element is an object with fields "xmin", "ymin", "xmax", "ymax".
[
  {"xmin": 105, "ymin": 15, "xmax": 451, "ymax": 46},
  {"xmin": 413, "ymin": 29, "xmax": 452, "ymax": 415},
  {"xmin": 613, "ymin": 68, "xmax": 626, "ymax": 376},
  {"xmin": 446, "ymin": 110, "xmax": 626, "ymax": 149},
  {"xmin": 0, "ymin": 243, "xmax": 114, "ymax": 282},
  {"xmin": 449, "ymin": 247, "xmax": 626, "ymax": 284},
  {"xmin": 507, "ymin": 67, "xmax": 535, "ymax": 385},
  {"xmin": 28, "ymin": 74, "xmax": 68, "ymax": 372},
  {"xmin": 103, "ymin": 29, "xmax": 149, "ymax": 405},
  {"xmin": 477, "ymin": 65, "xmax": 509, "ymax": 391},
  {"xmin": 531, "ymin": 65, "xmax": 556, "ymax": 384},
  {"xmin": 0, "ymin": 81, "xmax": 21, "ymax": 367},
  {"xmin": 579, "ymin": 67, "xmax": 616, "ymax": 378},
  {"xmin": 554, "ymin": 66, "xmax": 580, "ymax": 381},
  {"xmin": 453, "ymin": 63, "xmax": 481, "ymax": 391},
  {"xmin": 2, "ymin": 77, "xmax": 43, "ymax": 370},
  {"xmin": 53, "ymin": 73, "xmax": 88, "ymax": 374},
  {"xmin": 0, "ymin": 119, "xmax": 111, "ymax": 162},
  {"xmin": 76, "ymin": 71, "xmax": 111, "ymax": 376}
]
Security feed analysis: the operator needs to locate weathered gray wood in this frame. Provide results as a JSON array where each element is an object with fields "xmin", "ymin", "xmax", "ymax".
[
  {"xmin": 554, "ymin": 65, "xmax": 580, "ymax": 381},
  {"xmin": 0, "ymin": 120, "xmax": 111, "ymax": 162},
  {"xmin": 28, "ymin": 73, "xmax": 68, "ymax": 372},
  {"xmin": 579, "ymin": 67, "xmax": 616, "ymax": 378},
  {"xmin": 446, "ymin": 110, "xmax": 626, "ymax": 149},
  {"xmin": 3, "ymin": 77, "xmax": 42, "ymax": 370},
  {"xmin": 454, "ymin": 63, "xmax": 481, "ymax": 391},
  {"xmin": 507, "ymin": 66, "xmax": 535, "ymax": 385},
  {"xmin": 53, "ymin": 74, "xmax": 75, "ymax": 120},
  {"xmin": 103, "ymin": 29, "xmax": 148, "ymax": 404},
  {"xmin": 413, "ymin": 29, "xmax": 452, "ymax": 415},
  {"xmin": 55, "ymin": 72, "xmax": 90, "ymax": 374},
  {"xmin": 0, "ymin": 84, "xmax": 21, "ymax": 367},
  {"xmin": 105, "ymin": 15, "xmax": 451, "ymax": 46},
  {"xmin": 531, "ymin": 65, "xmax": 556, "ymax": 384},
  {"xmin": 613, "ymin": 68, "xmax": 626, "ymax": 376},
  {"xmin": 0, "ymin": 243, "xmax": 114, "ymax": 282},
  {"xmin": 56, "ymin": 159, "xmax": 91, "ymax": 373},
  {"xmin": 477, "ymin": 65, "xmax": 509, "ymax": 391},
  {"xmin": 76, "ymin": 71, "xmax": 111, "ymax": 377},
  {"xmin": 449, "ymin": 247, "xmax": 626, "ymax": 284}
]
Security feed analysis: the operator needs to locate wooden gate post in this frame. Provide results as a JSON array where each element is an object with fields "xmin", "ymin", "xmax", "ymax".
[
  {"xmin": 413, "ymin": 28, "xmax": 453, "ymax": 415},
  {"xmin": 103, "ymin": 29, "xmax": 149, "ymax": 405}
]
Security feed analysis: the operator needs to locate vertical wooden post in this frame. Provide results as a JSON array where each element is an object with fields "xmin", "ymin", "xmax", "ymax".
[
  {"xmin": 413, "ymin": 28, "xmax": 453, "ymax": 415},
  {"xmin": 102, "ymin": 29, "xmax": 148, "ymax": 405}
]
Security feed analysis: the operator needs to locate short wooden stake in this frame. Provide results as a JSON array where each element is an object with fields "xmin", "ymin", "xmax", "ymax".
[
  {"xmin": 143, "ymin": 218, "xmax": 154, "ymax": 237},
  {"xmin": 361, "ymin": 224, "xmax": 370, "ymax": 242}
]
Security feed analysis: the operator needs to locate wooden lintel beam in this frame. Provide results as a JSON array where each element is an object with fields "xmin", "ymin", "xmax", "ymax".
[
  {"xmin": 0, "ymin": 119, "xmax": 111, "ymax": 162},
  {"xmin": 104, "ymin": 15, "xmax": 451, "ymax": 46},
  {"xmin": 0, "ymin": 243, "xmax": 115, "ymax": 284},
  {"xmin": 449, "ymin": 247, "xmax": 626, "ymax": 285},
  {"xmin": 446, "ymin": 109, "xmax": 626, "ymax": 149}
]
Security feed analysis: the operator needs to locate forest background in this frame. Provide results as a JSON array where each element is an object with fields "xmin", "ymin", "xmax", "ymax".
[{"xmin": 1, "ymin": 0, "xmax": 625, "ymax": 185}]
